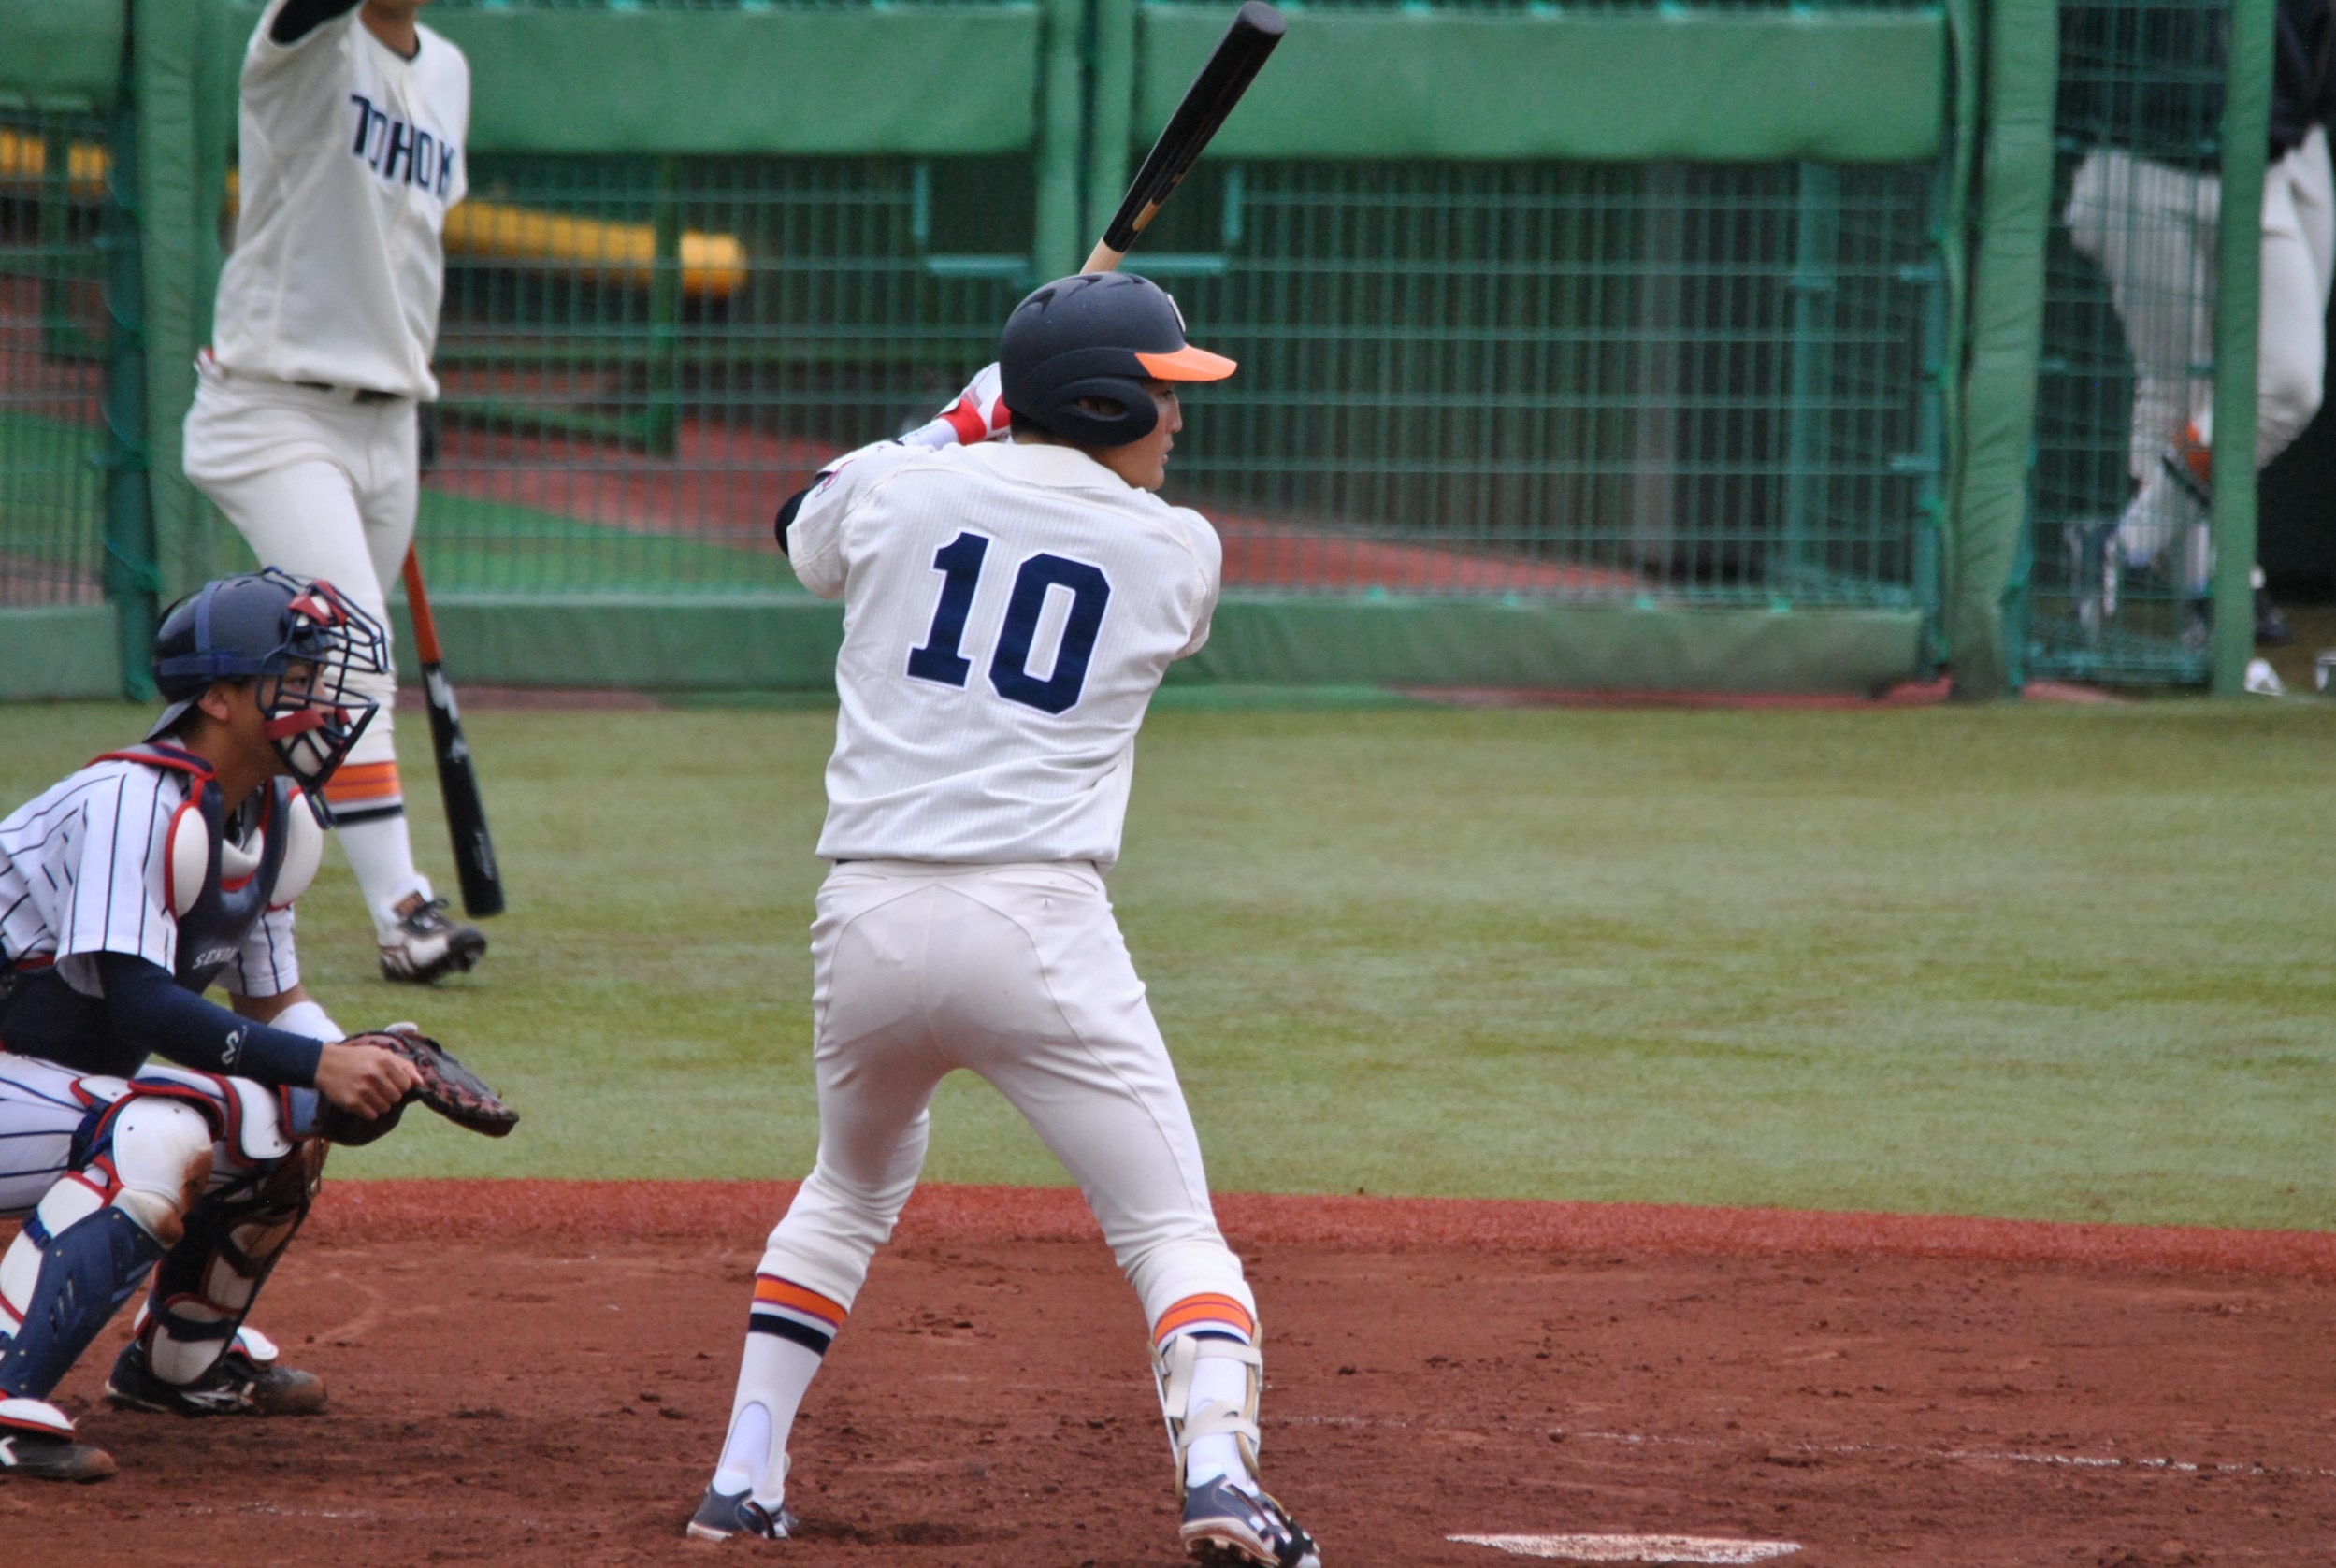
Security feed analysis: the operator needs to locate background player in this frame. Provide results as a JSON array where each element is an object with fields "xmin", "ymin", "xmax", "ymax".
[
  {"xmin": 0, "ymin": 570, "xmax": 440, "ymax": 1480},
  {"xmin": 181, "ymin": 0, "xmax": 484, "ymax": 984},
  {"xmin": 686, "ymin": 274, "xmax": 1319, "ymax": 1568}
]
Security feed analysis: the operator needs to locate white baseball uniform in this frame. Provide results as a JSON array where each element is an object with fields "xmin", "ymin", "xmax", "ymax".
[
  {"xmin": 706, "ymin": 434, "xmax": 1271, "ymax": 1520},
  {"xmin": 2066, "ymin": 128, "xmax": 2336, "ymax": 580},
  {"xmin": 181, "ymin": 0, "xmax": 469, "ymax": 934}
]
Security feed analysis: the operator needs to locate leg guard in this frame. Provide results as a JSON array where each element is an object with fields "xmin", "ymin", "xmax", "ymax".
[
  {"xmin": 134, "ymin": 1139, "xmax": 324, "ymax": 1387},
  {"xmin": 1155, "ymin": 1331, "xmax": 1264, "ymax": 1499},
  {"xmin": 0, "ymin": 1208, "xmax": 162, "ymax": 1403},
  {"xmin": 0, "ymin": 1095, "xmax": 212, "ymax": 1402}
]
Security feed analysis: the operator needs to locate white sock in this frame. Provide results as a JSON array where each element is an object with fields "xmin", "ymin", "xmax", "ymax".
[
  {"xmin": 714, "ymin": 1332, "xmax": 825, "ymax": 1506},
  {"xmin": 336, "ymin": 813, "xmax": 429, "ymax": 939},
  {"xmin": 1183, "ymin": 1348, "xmax": 1256, "ymax": 1491},
  {"xmin": 713, "ymin": 1401, "xmax": 772, "ymax": 1497}
]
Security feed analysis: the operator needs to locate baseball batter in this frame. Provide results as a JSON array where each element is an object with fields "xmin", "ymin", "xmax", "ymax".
[
  {"xmin": 0, "ymin": 570, "xmax": 439, "ymax": 1481},
  {"xmin": 686, "ymin": 274, "xmax": 1319, "ymax": 1568},
  {"xmin": 182, "ymin": 0, "xmax": 484, "ymax": 984}
]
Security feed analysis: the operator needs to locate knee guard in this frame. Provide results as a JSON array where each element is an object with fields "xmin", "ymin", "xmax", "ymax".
[
  {"xmin": 135, "ymin": 1139, "xmax": 324, "ymax": 1386},
  {"xmin": 0, "ymin": 1097, "xmax": 217, "ymax": 1401},
  {"xmin": 1154, "ymin": 1332, "xmax": 1263, "ymax": 1498}
]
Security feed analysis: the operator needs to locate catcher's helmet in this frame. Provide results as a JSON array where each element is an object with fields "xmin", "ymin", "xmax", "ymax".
[
  {"xmin": 998, "ymin": 273, "xmax": 1235, "ymax": 448},
  {"xmin": 148, "ymin": 567, "xmax": 391, "ymax": 813}
]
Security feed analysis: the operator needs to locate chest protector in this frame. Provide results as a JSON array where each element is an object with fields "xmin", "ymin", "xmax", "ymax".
[{"xmin": 96, "ymin": 744, "xmax": 324, "ymax": 992}]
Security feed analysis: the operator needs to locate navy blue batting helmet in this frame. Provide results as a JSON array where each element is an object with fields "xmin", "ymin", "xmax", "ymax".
[
  {"xmin": 149, "ymin": 567, "xmax": 391, "ymax": 811},
  {"xmin": 998, "ymin": 273, "xmax": 1235, "ymax": 447}
]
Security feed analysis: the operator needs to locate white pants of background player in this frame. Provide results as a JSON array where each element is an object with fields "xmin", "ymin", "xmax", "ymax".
[
  {"xmin": 182, "ymin": 360, "xmax": 432, "ymax": 940},
  {"xmin": 716, "ymin": 859, "xmax": 1261, "ymax": 1510},
  {"xmin": 2065, "ymin": 128, "xmax": 2336, "ymax": 587}
]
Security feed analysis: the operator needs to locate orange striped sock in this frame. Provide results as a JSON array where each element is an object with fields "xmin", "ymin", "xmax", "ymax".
[
  {"xmin": 1153, "ymin": 1291, "xmax": 1254, "ymax": 1349},
  {"xmin": 749, "ymin": 1274, "xmax": 848, "ymax": 1357},
  {"xmin": 324, "ymin": 760, "xmax": 403, "ymax": 825}
]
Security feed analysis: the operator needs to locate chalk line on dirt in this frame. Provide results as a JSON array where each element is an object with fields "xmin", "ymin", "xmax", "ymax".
[
  {"xmin": 1450, "ymin": 1533, "xmax": 1800, "ymax": 1563},
  {"xmin": 1563, "ymin": 1427, "xmax": 2336, "ymax": 1483},
  {"xmin": 1274, "ymin": 1415, "xmax": 2336, "ymax": 1484}
]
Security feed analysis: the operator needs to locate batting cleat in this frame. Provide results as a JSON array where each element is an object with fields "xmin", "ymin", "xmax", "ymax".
[
  {"xmin": 105, "ymin": 1332, "xmax": 325, "ymax": 1417},
  {"xmin": 1180, "ymin": 1474, "xmax": 1320, "ymax": 1568},
  {"xmin": 0, "ymin": 1398, "xmax": 115, "ymax": 1482},
  {"xmin": 379, "ymin": 894, "xmax": 486, "ymax": 985},
  {"xmin": 685, "ymin": 1483, "xmax": 796, "ymax": 1542}
]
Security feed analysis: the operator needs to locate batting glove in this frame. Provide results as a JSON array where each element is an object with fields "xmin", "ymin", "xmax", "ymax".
[{"xmin": 899, "ymin": 363, "xmax": 1009, "ymax": 450}]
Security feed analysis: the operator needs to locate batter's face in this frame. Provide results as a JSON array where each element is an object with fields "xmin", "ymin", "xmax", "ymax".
[{"xmin": 1092, "ymin": 382, "xmax": 1183, "ymax": 493}]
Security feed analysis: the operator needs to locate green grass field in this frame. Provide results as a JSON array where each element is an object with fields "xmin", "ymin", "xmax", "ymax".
[{"xmin": 3, "ymin": 699, "xmax": 2330, "ymax": 1230}]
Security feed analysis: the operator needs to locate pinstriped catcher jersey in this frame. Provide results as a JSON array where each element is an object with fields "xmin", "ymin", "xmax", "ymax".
[
  {"xmin": 210, "ymin": 0, "xmax": 470, "ymax": 399},
  {"xmin": 0, "ymin": 759, "xmax": 299, "ymax": 1002},
  {"xmin": 787, "ymin": 439, "xmax": 1222, "ymax": 868}
]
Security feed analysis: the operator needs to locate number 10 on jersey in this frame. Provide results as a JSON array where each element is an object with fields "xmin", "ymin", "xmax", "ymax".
[{"xmin": 905, "ymin": 532, "xmax": 1112, "ymax": 716}]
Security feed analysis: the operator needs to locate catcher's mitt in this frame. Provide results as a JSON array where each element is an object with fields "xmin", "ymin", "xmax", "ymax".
[{"xmin": 322, "ymin": 1027, "xmax": 518, "ymax": 1141}]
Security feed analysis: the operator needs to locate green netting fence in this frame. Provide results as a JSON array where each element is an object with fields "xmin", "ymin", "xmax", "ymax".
[
  {"xmin": 0, "ymin": 108, "xmax": 116, "ymax": 610},
  {"xmin": 0, "ymin": 0, "xmax": 2279, "ymax": 695},
  {"xmin": 2027, "ymin": 0, "xmax": 2229, "ymax": 683},
  {"xmin": 423, "ymin": 149, "xmax": 1942, "ymax": 608}
]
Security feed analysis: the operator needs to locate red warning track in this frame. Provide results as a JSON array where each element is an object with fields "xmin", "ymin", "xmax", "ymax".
[{"xmin": 310, "ymin": 1180, "xmax": 2336, "ymax": 1279}]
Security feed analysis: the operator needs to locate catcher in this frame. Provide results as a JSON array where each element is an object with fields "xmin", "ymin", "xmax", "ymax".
[{"xmin": 0, "ymin": 568, "xmax": 515, "ymax": 1482}]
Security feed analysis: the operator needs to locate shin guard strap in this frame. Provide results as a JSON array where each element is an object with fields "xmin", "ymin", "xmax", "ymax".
[{"xmin": 1155, "ymin": 1332, "xmax": 1263, "ymax": 1489}]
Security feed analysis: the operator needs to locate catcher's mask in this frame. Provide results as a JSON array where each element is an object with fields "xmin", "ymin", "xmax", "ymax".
[
  {"xmin": 147, "ymin": 568, "xmax": 389, "ymax": 821},
  {"xmin": 998, "ymin": 273, "xmax": 1235, "ymax": 448}
]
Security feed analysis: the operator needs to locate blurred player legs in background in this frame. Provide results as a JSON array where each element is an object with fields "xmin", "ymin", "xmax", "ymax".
[{"xmin": 2062, "ymin": 0, "xmax": 2336, "ymax": 649}]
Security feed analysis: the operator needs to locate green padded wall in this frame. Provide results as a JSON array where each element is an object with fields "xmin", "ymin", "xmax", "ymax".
[
  {"xmin": 0, "ymin": 0, "xmax": 125, "ymax": 113},
  {"xmin": 1136, "ymin": 7, "xmax": 1947, "ymax": 164},
  {"xmin": 388, "ymin": 597, "xmax": 1922, "ymax": 696}
]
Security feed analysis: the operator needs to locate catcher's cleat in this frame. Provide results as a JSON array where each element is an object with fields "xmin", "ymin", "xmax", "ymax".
[
  {"xmin": 380, "ymin": 894, "xmax": 486, "ymax": 985},
  {"xmin": 105, "ymin": 1334, "xmax": 325, "ymax": 1417},
  {"xmin": 0, "ymin": 1398, "xmax": 115, "ymax": 1482},
  {"xmin": 685, "ymin": 1482, "xmax": 796, "ymax": 1542},
  {"xmin": 1180, "ymin": 1474, "xmax": 1320, "ymax": 1568}
]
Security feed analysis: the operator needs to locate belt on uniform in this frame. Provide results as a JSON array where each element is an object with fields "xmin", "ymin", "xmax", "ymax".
[{"xmin": 296, "ymin": 381, "xmax": 402, "ymax": 405}]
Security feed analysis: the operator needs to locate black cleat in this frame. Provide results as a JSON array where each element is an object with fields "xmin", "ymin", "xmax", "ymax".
[
  {"xmin": 0, "ymin": 1399, "xmax": 114, "ymax": 1482},
  {"xmin": 1180, "ymin": 1474, "xmax": 1320, "ymax": 1568},
  {"xmin": 380, "ymin": 895, "xmax": 487, "ymax": 985},
  {"xmin": 106, "ymin": 1337, "xmax": 325, "ymax": 1417},
  {"xmin": 685, "ymin": 1483, "xmax": 795, "ymax": 1542}
]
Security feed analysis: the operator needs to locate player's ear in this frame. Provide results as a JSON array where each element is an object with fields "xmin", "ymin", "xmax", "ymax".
[{"xmin": 195, "ymin": 680, "xmax": 243, "ymax": 727}]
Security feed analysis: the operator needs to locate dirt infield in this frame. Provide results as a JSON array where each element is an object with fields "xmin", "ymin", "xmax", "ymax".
[{"xmin": 7, "ymin": 1183, "xmax": 2332, "ymax": 1567}]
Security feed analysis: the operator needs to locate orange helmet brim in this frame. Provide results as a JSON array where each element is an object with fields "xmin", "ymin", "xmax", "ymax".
[{"xmin": 1134, "ymin": 343, "xmax": 1238, "ymax": 382}]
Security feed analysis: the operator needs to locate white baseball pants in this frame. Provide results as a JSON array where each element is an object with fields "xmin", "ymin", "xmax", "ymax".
[
  {"xmin": 181, "ymin": 360, "xmax": 418, "ymax": 773},
  {"xmin": 2066, "ymin": 129, "xmax": 2336, "ymax": 480},
  {"xmin": 759, "ymin": 860, "xmax": 1253, "ymax": 1331}
]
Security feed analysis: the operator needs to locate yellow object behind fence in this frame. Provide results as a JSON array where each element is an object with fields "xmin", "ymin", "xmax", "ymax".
[
  {"xmin": 0, "ymin": 130, "xmax": 749, "ymax": 301},
  {"xmin": 0, "ymin": 127, "xmax": 110, "ymax": 202},
  {"xmin": 441, "ymin": 199, "xmax": 748, "ymax": 301}
]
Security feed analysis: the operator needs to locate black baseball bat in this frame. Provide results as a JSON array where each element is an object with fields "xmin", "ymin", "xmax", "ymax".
[
  {"xmin": 401, "ymin": 548, "xmax": 505, "ymax": 917},
  {"xmin": 1083, "ymin": 1, "xmax": 1286, "ymax": 273}
]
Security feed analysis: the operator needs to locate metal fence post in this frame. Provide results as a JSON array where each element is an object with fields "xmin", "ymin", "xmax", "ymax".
[
  {"xmin": 2208, "ymin": 0, "xmax": 2274, "ymax": 695},
  {"xmin": 646, "ymin": 155, "xmax": 682, "ymax": 459},
  {"xmin": 101, "ymin": 30, "xmax": 157, "ymax": 697},
  {"xmin": 1034, "ymin": 0, "xmax": 1089, "ymax": 281},
  {"xmin": 1084, "ymin": 0, "xmax": 1135, "ymax": 256},
  {"xmin": 1782, "ymin": 161, "xmax": 1840, "ymax": 592}
]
